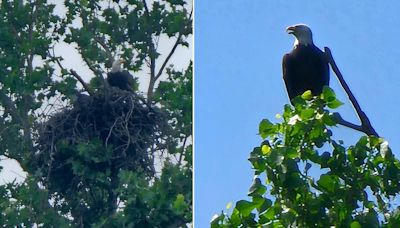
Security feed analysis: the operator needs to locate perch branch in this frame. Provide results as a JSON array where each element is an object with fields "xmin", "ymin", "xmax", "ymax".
[{"xmin": 324, "ymin": 47, "xmax": 379, "ymax": 137}]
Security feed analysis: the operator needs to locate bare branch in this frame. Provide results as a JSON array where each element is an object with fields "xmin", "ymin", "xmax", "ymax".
[
  {"xmin": 178, "ymin": 136, "xmax": 188, "ymax": 165},
  {"xmin": 154, "ymin": 32, "xmax": 183, "ymax": 81},
  {"xmin": 142, "ymin": 0, "xmax": 157, "ymax": 103},
  {"xmin": 155, "ymin": 7, "xmax": 193, "ymax": 82},
  {"xmin": 50, "ymin": 49, "xmax": 94, "ymax": 95},
  {"xmin": 332, "ymin": 113, "xmax": 364, "ymax": 132},
  {"xmin": 70, "ymin": 70, "xmax": 94, "ymax": 96},
  {"xmin": 324, "ymin": 47, "xmax": 379, "ymax": 137},
  {"xmin": 142, "ymin": 0, "xmax": 150, "ymax": 14},
  {"xmin": 142, "ymin": 0, "xmax": 192, "ymax": 103},
  {"xmin": 81, "ymin": 54, "xmax": 105, "ymax": 80}
]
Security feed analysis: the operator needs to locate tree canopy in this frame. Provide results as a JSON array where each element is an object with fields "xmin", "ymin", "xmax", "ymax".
[
  {"xmin": 211, "ymin": 88, "xmax": 400, "ymax": 227},
  {"xmin": 0, "ymin": 0, "xmax": 192, "ymax": 227}
]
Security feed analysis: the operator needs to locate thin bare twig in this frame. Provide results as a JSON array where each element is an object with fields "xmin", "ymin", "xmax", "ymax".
[{"xmin": 324, "ymin": 47, "xmax": 379, "ymax": 137}]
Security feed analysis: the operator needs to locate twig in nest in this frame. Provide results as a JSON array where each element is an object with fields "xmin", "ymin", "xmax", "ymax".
[{"xmin": 324, "ymin": 47, "xmax": 379, "ymax": 137}]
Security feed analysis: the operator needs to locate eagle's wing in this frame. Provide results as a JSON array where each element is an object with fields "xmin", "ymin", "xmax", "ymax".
[{"xmin": 282, "ymin": 53, "xmax": 296, "ymax": 101}]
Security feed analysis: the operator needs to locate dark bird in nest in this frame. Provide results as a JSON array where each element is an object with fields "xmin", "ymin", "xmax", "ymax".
[
  {"xmin": 107, "ymin": 59, "xmax": 135, "ymax": 91},
  {"xmin": 282, "ymin": 24, "xmax": 329, "ymax": 103}
]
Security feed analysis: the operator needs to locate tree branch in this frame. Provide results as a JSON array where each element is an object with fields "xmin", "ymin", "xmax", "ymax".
[
  {"xmin": 81, "ymin": 53, "xmax": 105, "ymax": 80},
  {"xmin": 324, "ymin": 47, "xmax": 379, "ymax": 137},
  {"xmin": 155, "ymin": 33, "xmax": 182, "ymax": 82},
  {"xmin": 50, "ymin": 49, "xmax": 93, "ymax": 96},
  {"xmin": 142, "ymin": 0, "xmax": 192, "ymax": 103},
  {"xmin": 142, "ymin": 0, "xmax": 157, "ymax": 103},
  {"xmin": 70, "ymin": 70, "xmax": 94, "ymax": 96},
  {"xmin": 155, "ymin": 7, "xmax": 193, "ymax": 82}
]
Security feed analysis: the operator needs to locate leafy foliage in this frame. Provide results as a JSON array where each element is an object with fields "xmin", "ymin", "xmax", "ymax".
[
  {"xmin": 212, "ymin": 88, "xmax": 400, "ymax": 227},
  {"xmin": 155, "ymin": 62, "xmax": 193, "ymax": 158},
  {"xmin": 0, "ymin": 0, "xmax": 192, "ymax": 226}
]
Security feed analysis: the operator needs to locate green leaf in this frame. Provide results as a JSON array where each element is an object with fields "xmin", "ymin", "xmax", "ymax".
[
  {"xmin": 283, "ymin": 104, "xmax": 293, "ymax": 121},
  {"xmin": 301, "ymin": 90, "xmax": 313, "ymax": 100},
  {"xmin": 320, "ymin": 152, "xmax": 331, "ymax": 168},
  {"xmin": 350, "ymin": 221, "xmax": 361, "ymax": 228},
  {"xmin": 322, "ymin": 113, "xmax": 337, "ymax": 126},
  {"xmin": 230, "ymin": 208, "xmax": 241, "ymax": 226},
  {"xmin": 258, "ymin": 212, "xmax": 271, "ymax": 224},
  {"xmin": 262, "ymin": 144, "xmax": 271, "ymax": 155},
  {"xmin": 259, "ymin": 119, "xmax": 276, "ymax": 139},
  {"xmin": 317, "ymin": 174, "xmax": 339, "ymax": 193},
  {"xmin": 264, "ymin": 207, "xmax": 276, "ymax": 220},
  {"xmin": 285, "ymin": 173, "xmax": 304, "ymax": 189},
  {"xmin": 321, "ymin": 86, "xmax": 336, "ymax": 102},
  {"xmin": 258, "ymin": 198, "xmax": 272, "ymax": 214},
  {"xmin": 327, "ymin": 99, "xmax": 343, "ymax": 109},
  {"xmin": 252, "ymin": 195, "xmax": 266, "ymax": 209},
  {"xmin": 286, "ymin": 148, "xmax": 299, "ymax": 159},
  {"xmin": 173, "ymin": 194, "xmax": 186, "ymax": 214},
  {"xmin": 267, "ymin": 151, "xmax": 284, "ymax": 166},
  {"xmin": 248, "ymin": 178, "xmax": 267, "ymax": 196},
  {"xmin": 235, "ymin": 200, "xmax": 255, "ymax": 217},
  {"xmin": 300, "ymin": 108, "xmax": 315, "ymax": 120}
]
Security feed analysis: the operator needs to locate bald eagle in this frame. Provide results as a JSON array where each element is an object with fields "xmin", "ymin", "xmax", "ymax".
[
  {"xmin": 107, "ymin": 59, "xmax": 135, "ymax": 91},
  {"xmin": 282, "ymin": 24, "xmax": 329, "ymax": 102}
]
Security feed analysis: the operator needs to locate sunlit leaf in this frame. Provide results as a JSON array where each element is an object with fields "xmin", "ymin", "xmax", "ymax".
[
  {"xmin": 262, "ymin": 144, "xmax": 271, "ymax": 155},
  {"xmin": 301, "ymin": 90, "xmax": 313, "ymax": 100}
]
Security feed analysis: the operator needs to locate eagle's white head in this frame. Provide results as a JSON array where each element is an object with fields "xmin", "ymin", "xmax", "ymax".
[
  {"xmin": 286, "ymin": 24, "xmax": 313, "ymax": 47},
  {"xmin": 111, "ymin": 58, "xmax": 125, "ymax": 73}
]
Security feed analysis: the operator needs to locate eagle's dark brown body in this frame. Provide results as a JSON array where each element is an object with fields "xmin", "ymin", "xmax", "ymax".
[
  {"xmin": 283, "ymin": 24, "xmax": 330, "ymax": 103},
  {"xmin": 107, "ymin": 70, "xmax": 134, "ymax": 91},
  {"xmin": 282, "ymin": 44, "xmax": 329, "ymax": 102}
]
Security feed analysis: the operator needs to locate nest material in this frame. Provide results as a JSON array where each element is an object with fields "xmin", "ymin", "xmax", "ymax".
[{"xmin": 34, "ymin": 88, "xmax": 167, "ymax": 194}]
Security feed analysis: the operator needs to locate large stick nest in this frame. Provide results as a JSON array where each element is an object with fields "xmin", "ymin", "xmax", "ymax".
[{"xmin": 33, "ymin": 88, "xmax": 168, "ymax": 194}]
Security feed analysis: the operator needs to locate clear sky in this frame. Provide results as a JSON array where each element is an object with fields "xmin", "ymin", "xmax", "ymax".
[{"xmin": 195, "ymin": 1, "xmax": 400, "ymax": 227}]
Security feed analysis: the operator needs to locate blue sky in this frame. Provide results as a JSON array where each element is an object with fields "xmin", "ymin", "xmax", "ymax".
[{"xmin": 195, "ymin": 1, "xmax": 400, "ymax": 227}]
